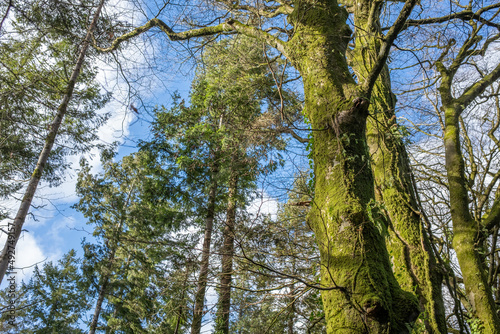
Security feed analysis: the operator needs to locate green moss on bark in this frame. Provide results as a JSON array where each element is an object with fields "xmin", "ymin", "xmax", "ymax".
[
  {"xmin": 285, "ymin": 2, "xmax": 419, "ymax": 332},
  {"xmin": 442, "ymin": 103, "xmax": 500, "ymax": 334},
  {"xmin": 345, "ymin": 2, "xmax": 447, "ymax": 332}
]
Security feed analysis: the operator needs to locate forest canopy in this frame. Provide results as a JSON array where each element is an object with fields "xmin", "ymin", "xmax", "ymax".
[{"xmin": 1, "ymin": 0, "xmax": 500, "ymax": 333}]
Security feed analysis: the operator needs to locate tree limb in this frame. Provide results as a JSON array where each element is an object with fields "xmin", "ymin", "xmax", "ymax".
[
  {"xmin": 457, "ymin": 61, "xmax": 500, "ymax": 108},
  {"xmin": 218, "ymin": 0, "xmax": 293, "ymax": 18},
  {"xmin": 362, "ymin": 0, "xmax": 419, "ymax": 97},
  {"xmin": 390, "ymin": 4, "xmax": 500, "ymax": 31},
  {"xmin": 93, "ymin": 18, "xmax": 233, "ymax": 52},
  {"xmin": 484, "ymin": 197, "xmax": 500, "ymax": 231},
  {"xmin": 224, "ymin": 18, "xmax": 288, "ymax": 56},
  {"xmin": 94, "ymin": 17, "xmax": 288, "ymax": 58}
]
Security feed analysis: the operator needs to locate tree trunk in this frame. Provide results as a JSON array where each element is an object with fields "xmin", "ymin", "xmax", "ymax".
[
  {"xmin": 366, "ymin": 92, "xmax": 446, "ymax": 333},
  {"xmin": 346, "ymin": 2, "xmax": 446, "ymax": 332},
  {"xmin": 174, "ymin": 265, "xmax": 191, "ymax": 334},
  {"xmin": 89, "ymin": 275, "xmax": 110, "ymax": 334},
  {"xmin": 215, "ymin": 172, "xmax": 238, "ymax": 334},
  {"xmin": 0, "ymin": 0, "xmax": 106, "ymax": 284},
  {"xmin": 442, "ymin": 102, "xmax": 500, "ymax": 333},
  {"xmin": 89, "ymin": 181, "xmax": 136, "ymax": 334},
  {"xmin": 288, "ymin": 280, "xmax": 295, "ymax": 334},
  {"xmin": 286, "ymin": 2, "xmax": 418, "ymax": 332},
  {"xmin": 191, "ymin": 168, "xmax": 218, "ymax": 334}
]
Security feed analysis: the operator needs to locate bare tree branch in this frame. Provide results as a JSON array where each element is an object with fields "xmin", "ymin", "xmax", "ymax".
[
  {"xmin": 362, "ymin": 0, "xmax": 419, "ymax": 97},
  {"xmin": 484, "ymin": 197, "xmax": 500, "ymax": 231},
  {"xmin": 388, "ymin": 3, "xmax": 500, "ymax": 31},
  {"xmin": 458, "ymin": 62, "xmax": 500, "ymax": 108},
  {"xmin": 94, "ymin": 17, "xmax": 288, "ymax": 57}
]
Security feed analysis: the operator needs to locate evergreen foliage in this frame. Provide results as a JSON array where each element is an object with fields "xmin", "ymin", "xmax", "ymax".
[{"xmin": 0, "ymin": 0, "xmax": 110, "ymax": 206}]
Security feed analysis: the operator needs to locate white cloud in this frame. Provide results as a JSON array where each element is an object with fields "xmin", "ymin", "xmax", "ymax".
[{"xmin": 247, "ymin": 191, "xmax": 279, "ymax": 221}]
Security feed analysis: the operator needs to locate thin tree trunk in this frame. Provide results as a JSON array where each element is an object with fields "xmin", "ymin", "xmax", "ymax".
[
  {"xmin": 0, "ymin": 0, "xmax": 12, "ymax": 33},
  {"xmin": 89, "ymin": 181, "xmax": 134, "ymax": 334},
  {"xmin": 287, "ymin": 281, "xmax": 295, "ymax": 334},
  {"xmin": 89, "ymin": 275, "xmax": 110, "ymax": 334},
  {"xmin": 174, "ymin": 265, "xmax": 191, "ymax": 334},
  {"xmin": 216, "ymin": 172, "xmax": 238, "ymax": 334},
  {"xmin": 191, "ymin": 168, "xmax": 218, "ymax": 334},
  {"xmin": 442, "ymin": 103, "xmax": 500, "ymax": 333},
  {"xmin": 0, "ymin": 0, "xmax": 106, "ymax": 284}
]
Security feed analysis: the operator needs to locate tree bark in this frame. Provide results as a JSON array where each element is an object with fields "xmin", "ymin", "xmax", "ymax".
[
  {"xmin": 285, "ymin": 2, "xmax": 418, "ymax": 332},
  {"xmin": 191, "ymin": 169, "xmax": 218, "ymax": 334},
  {"xmin": 0, "ymin": 0, "xmax": 106, "ymax": 284},
  {"xmin": 442, "ymin": 103, "xmax": 500, "ymax": 333},
  {"xmin": 215, "ymin": 172, "xmax": 238, "ymax": 334},
  {"xmin": 346, "ymin": 2, "xmax": 446, "ymax": 332},
  {"xmin": 89, "ymin": 275, "xmax": 110, "ymax": 334}
]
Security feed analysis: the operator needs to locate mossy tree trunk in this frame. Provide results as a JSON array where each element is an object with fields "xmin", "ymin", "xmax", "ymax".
[
  {"xmin": 439, "ymin": 97, "xmax": 500, "ymax": 332},
  {"xmin": 440, "ymin": 100, "xmax": 500, "ymax": 333},
  {"xmin": 285, "ymin": 2, "xmax": 418, "ymax": 332},
  {"xmin": 94, "ymin": 0, "xmax": 422, "ymax": 331},
  {"xmin": 346, "ymin": 2, "xmax": 446, "ymax": 332},
  {"xmin": 433, "ymin": 26, "xmax": 500, "ymax": 332}
]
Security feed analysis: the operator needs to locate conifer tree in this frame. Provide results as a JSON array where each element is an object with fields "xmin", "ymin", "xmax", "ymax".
[
  {"xmin": 0, "ymin": 250, "xmax": 90, "ymax": 333},
  {"xmin": 74, "ymin": 151, "xmax": 191, "ymax": 333}
]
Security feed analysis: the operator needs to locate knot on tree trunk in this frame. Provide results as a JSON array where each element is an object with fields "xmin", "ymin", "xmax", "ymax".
[
  {"xmin": 331, "ymin": 97, "xmax": 370, "ymax": 134},
  {"xmin": 364, "ymin": 301, "xmax": 389, "ymax": 322}
]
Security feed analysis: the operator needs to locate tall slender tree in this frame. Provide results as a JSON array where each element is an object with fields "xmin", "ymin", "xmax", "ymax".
[
  {"xmin": 142, "ymin": 35, "xmax": 296, "ymax": 333},
  {"xmin": 0, "ymin": 0, "xmax": 107, "ymax": 284}
]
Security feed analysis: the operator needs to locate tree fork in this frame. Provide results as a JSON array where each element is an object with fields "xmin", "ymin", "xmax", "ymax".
[
  {"xmin": 435, "ymin": 31, "xmax": 500, "ymax": 331},
  {"xmin": 443, "ymin": 104, "xmax": 500, "ymax": 333},
  {"xmin": 287, "ymin": 1, "xmax": 419, "ymax": 332}
]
